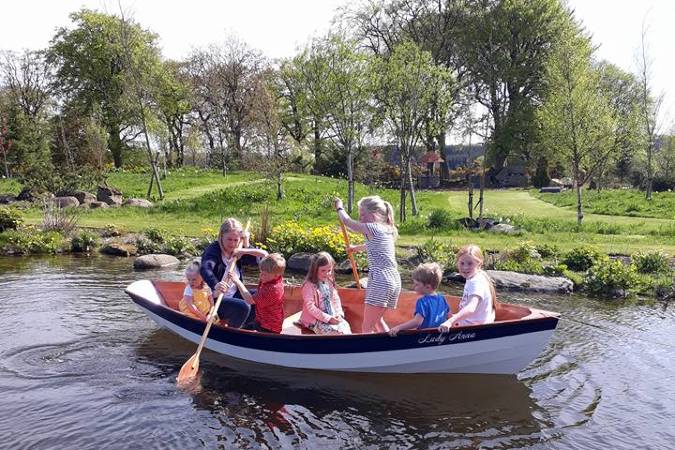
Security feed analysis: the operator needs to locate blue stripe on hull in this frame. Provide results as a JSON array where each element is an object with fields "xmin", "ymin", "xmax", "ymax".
[{"xmin": 129, "ymin": 293, "xmax": 558, "ymax": 355}]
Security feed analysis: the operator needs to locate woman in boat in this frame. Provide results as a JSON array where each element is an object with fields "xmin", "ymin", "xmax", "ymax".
[{"xmin": 200, "ymin": 218, "xmax": 268, "ymax": 327}]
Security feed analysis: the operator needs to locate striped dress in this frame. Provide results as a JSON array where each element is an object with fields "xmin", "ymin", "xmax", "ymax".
[{"xmin": 363, "ymin": 222, "xmax": 401, "ymax": 308}]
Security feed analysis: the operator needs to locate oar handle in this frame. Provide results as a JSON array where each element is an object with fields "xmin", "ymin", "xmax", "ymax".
[
  {"xmin": 339, "ymin": 220, "xmax": 361, "ymax": 289},
  {"xmin": 192, "ymin": 220, "xmax": 250, "ymax": 365}
]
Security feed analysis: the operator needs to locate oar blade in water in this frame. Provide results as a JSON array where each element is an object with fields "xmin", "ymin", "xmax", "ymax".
[{"xmin": 177, "ymin": 353, "xmax": 200, "ymax": 385}]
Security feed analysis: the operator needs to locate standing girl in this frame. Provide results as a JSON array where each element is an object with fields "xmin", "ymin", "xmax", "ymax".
[
  {"xmin": 439, "ymin": 244, "xmax": 497, "ymax": 331},
  {"xmin": 335, "ymin": 195, "xmax": 401, "ymax": 333},
  {"xmin": 200, "ymin": 218, "xmax": 268, "ymax": 328},
  {"xmin": 300, "ymin": 252, "xmax": 351, "ymax": 335}
]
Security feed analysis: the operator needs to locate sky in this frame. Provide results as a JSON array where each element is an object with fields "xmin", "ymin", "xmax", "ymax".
[{"xmin": 0, "ymin": 0, "xmax": 673, "ymax": 123}]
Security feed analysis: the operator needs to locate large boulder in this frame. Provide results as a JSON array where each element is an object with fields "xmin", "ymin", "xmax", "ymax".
[
  {"xmin": 287, "ymin": 252, "xmax": 313, "ymax": 272},
  {"xmin": 123, "ymin": 198, "xmax": 153, "ymax": 208},
  {"xmin": 0, "ymin": 194, "xmax": 16, "ymax": 204},
  {"xmin": 16, "ymin": 187, "xmax": 53, "ymax": 203},
  {"xmin": 444, "ymin": 270, "xmax": 573, "ymax": 294},
  {"xmin": 133, "ymin": 254, "xmax": 180, "ymax": 269},
  {"xmin": 100, "ymin": 242, "xmax": 138, "ymax": 257},
  {"xmin": 73, "ymin": 191, "xmax": 97, "ymax": 204},
  {"xmin": 97, "ymin": 185, "xmax": 123, "ymax": 206},
  {"xmin": 488, "ymin": 223, "xmax": 520, "ymax": 235},
  {"xmin": 89, "ymin": 201, "xmax": 109, "ymax": 209},
  {"xmin": 51, "ymin": 196, "xmax": 80, "ymax": 208}
]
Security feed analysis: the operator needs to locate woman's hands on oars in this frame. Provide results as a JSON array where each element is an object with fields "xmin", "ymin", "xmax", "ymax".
[{"xmin": 177, "ymin": 220, "xmax": 251, "ymax": 387}]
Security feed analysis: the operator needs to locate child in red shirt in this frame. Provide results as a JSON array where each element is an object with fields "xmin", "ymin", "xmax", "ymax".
[{"xmin": 229, "ymin": 253, "xmax": 286, "ymax": 333}]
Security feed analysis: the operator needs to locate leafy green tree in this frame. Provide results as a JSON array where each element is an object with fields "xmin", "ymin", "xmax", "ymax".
[
  {"xmin": 458, "ymin": 0, "xmax": 574, "ymax": 178},
  {"xmin": 316, "ymin": 35, "xmax": 374, "ymax": 213},
  {"xmin": 156, "ymin": 60, "xmax": 192, "ymax": 167},
  {"xmin": 48, "ymin": 9, "xmax": 163, "ymax": 168},
  {"xmin": 373, "ymin": 41, "xmax": 454, "ymax": 221},
  {"xmin": 537, "ymin": 30, "xmax": 616, "ymax": 225}
]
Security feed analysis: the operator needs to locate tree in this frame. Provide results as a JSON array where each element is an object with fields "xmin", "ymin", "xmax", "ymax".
[
  {"xmin": 250, "ymin": 70, "xmax": 294, "ymax": 200},
  {"xmin": 0, "ymin": 50, "xmax": 54, "ymax": 120},
  {"xmin": 373, "ymin": 41, "xmax": 454, "ymax": 221},
  {"xmin": 458, "ymin": 0, "xmax": 574, "ymax": 178},
  {"xmin": 156, "ymin": 60, "xmax": 192, "ymax": 167},
  {"xmin": 537, "ymin": 30, "xmax": 616, "ymax": 225},
  {"xmin": 318, "ymin": 35, "xmax": 374, "ymax": 214},
  {"xmin": 48, "ymin": 9, "xmax": 163, "ymax": 168},
  {"xmin": 636, "ymin": 21, "xmax": 664, "ymax": 200}
]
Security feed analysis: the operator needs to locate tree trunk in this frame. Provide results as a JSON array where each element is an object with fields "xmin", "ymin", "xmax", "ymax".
[
  {"xmin": 313, "ymin": 121, "xmax": 322, "ymax": 175},
  {"xmin": 276, "ymin": 170, "xmax": 284, "ymax": 200},
  {"xmin": 108, "ymin": 125, "xmax": 123, "ymax": 168},
  {"xmin": 399, "ymin": 169, "xmax": 407, "ymax": 223},
  {"xmin": 406, "ymin": 159, "xmax": 418, "ymax": 216},
  {"xmin": 437, "ymin": 132, "xmax": 448, "ymax": 182},
  {"xmin": 646, "ymin": 141, "xmax": 653, "ymax": 200},
  {"xmin": 347, "ymin": 147, "xmax": 354, "ymax": 214},
  {"xmin": 574, "ymin": 167, "xmax": 583, "ymax": 226}
]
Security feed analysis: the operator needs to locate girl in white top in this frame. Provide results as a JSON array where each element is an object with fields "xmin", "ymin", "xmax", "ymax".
[
  {"xmin": 335, "ymin": 195, "xmax": 401, "ymax": 333},
  {"xmin": 439, "ymin": 245, "xmax": 497, "ymax": 330}
]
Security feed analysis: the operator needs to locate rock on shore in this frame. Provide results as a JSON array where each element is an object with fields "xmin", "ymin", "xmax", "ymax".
[
  {"xmin": 444, "ymin": 270, "xmax": 573, "ymax": 294},
  {"xmin": 133, "ymin": 254, "xmax": 180, "ymax": 269}
]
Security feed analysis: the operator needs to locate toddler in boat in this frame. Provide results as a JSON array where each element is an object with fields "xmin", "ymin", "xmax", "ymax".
[
  {"xmin": 228, "ymin": 253, "xmax": 286, "ymax": 333},
  {"xmin": 388, "ymin": 262, "xmax": 449, "ymax": 336},
  {"xmin": 179, "ymin": 260, "xmax": 214, "ymax": 321},
  {"xmin": 439, "ymin": 244, "xmax": 497, "ymax": 331},
  {"xmin": 300, "ymin": 252, "xmax": 352, "ymax": 335},
  {"xmin": 335, "ymin": 195, "xmax": 401, "ymax": 333}
]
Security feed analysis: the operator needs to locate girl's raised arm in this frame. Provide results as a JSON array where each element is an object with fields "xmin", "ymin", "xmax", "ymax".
[{"xmin": 334, "ymin": 198, "xmax": 369, "ymax": 234}]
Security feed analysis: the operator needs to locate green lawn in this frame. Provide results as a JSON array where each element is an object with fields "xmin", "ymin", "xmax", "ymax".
[
  {"xmin": 4, "ymin": 170, "xmax": 675, "ymax": 255},
  {"xmin": 535, "ymin": 188, "xmax": 675, "ymax": 220}
]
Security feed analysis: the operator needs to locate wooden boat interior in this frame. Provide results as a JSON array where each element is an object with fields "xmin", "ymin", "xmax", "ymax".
[{"xmin": 151, "ymin": 280, "xmax": 556, "ymax": 335}]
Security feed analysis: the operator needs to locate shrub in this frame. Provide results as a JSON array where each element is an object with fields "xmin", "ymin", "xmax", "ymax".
[
  {"xmin": 415, "ymin": 238, "xmax": 456, "ymax": 270},
  {"xmin": 542, "ymin": 263, "xmax": 568, "ymax": 277},
  {"xmin": 0, "ymin": 228, "xmax": 66, "ymax": 254},
  {"xmin": 584, "ymin": 259, "xmax": 641, "ymax": 298},
  {"xmin": 507, "ymin": 241, "xmax": 540, "ymax": 263},
  {"xmin": 163, "ymin": 235, "xmax": 197, "ymax": 257},
  {"xmin": 652, "ymin": 276, "xmax": 674, "ymax": 300},
  {"xmin": 494, "ymin": 259, "xmax": 544, "ymax": 275},
  {"xmin": 101, "ymin": 224, "xmax": 124, "ymax": 237},
  {"xmin": 71, "ymin": 230, "xmax": 100, "ymax": 253},
  {"xmin": 563, "ymin": 246, "xmax": 603, "ymax": 272},
  {"xmin": 536, "ymin": 243, "xmax": 560, "ymax": 259},
  {"xmin": 41, "ymin": 201, "xmax": 78, "ymax": 235},
  {"xmin": 266, "ymin": 221, "xmax": 362, "ymax": 260},
  {"xmin": 427, "ymin": 209, "xmax": 455, "ymax": 230},
  {"xmin": 0, "ymin": 207, "xmax": 23, "ymax": 232},
  {"xmin": 631, "ymin": 251, "xmax": 671, "ymax": 275},
  {"xmin": 135, "ymin": 236, "xmax": 162, "ymax": 254},
  {"xmin": 143, "ymin": 227, "xmax": 166, "ymax": 243}
]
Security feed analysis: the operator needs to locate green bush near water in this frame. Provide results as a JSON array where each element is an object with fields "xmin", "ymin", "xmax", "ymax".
[
  {"xmin": 0, "ymin": 207, "xmax": 23, "ymax": 232},
  {"xmin": 631, "ymin": 251, "xmax": 671, "ymax": 275},
  {"xmin": 71, "ymin": 230, "xmax": 100, "ymax": 252},
  {"xmin": 0, "ymin": 228, "xmax": 67, "ymax": 254}
]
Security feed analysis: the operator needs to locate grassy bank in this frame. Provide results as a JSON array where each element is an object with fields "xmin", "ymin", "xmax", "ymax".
[
  {"xmin": 2, "ymin": 170, "xmax": 675, "ymax": 255},
  {"xmin": 535, "ymin": 188, "xmax": 675, "ymax": 220}
]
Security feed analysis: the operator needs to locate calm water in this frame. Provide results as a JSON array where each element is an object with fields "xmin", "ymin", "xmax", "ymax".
[{"xmin": 0, "ymin": 255, "xmax": 673, "ymax": 450}]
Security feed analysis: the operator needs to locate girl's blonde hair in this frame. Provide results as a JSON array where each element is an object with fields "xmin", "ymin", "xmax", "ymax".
[
  {"xmin": 456, "ymin": 244, "xmax": 498, "ymax": 313},
  {"xmin": 218, "ymin": 218, "xmax": 243, "ymax": 250},
  {"xmin": 185, "ymin": 259, "xmax": 201, "ymax": 277},
  {"xmin": 304, "ymin": 251, "xmax": 336, "ymax": 285},
  {"xmin": 357, "ymin": 195, "xmax": 398, "ymax": 238}
]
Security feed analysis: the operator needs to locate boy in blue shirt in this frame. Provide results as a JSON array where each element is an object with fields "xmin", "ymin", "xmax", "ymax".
[{"xmin": 388, "ymin": 262, "xmax": 449, "ymax": 336}]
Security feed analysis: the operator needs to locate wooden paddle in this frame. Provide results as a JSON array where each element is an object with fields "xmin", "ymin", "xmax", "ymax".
[
  {"xmin": 177, "ymin": 220, "xmax": 251, "ymax": 386},
  {"xmin": 338, "ymin": 219, "xmax": 361, "ymax": 289}
]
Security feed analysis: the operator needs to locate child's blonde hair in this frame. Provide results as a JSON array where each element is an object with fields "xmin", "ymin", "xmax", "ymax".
[
  {"xmin": 185, "ymin": 259, "xmax": 201, "ymax": 277},
  {"xmin": 357, "ymin": 195, "xmax": 397, "ymax": 238},
  {"xmin": 456, "ymin": 245, "xmax": 498, "ymax": 312},
  {"xmin": 304, "ymin": 251, "xmax": 336, "ymax": 285},
  {"xmin": 259, "ymin": 252, "xmax": 286, "ymax": 276},
  {"xmin": 412, "ymin": 262, "xmax": 442, "ymax": 290}
]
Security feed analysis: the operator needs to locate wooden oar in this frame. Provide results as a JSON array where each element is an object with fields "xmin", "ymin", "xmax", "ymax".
[
  {"xmin": 338, "ymin": 219, "xmax": 361, "ymax": 289},
  {"xmin": 177, "ymin": 220, "xmax": 250, "ymax": 386}
]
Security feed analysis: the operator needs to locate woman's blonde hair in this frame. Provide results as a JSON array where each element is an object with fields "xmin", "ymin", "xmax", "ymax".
[
  {"xmin": 456, "ymin": 244, "xmax": 498, "ymax": 312},
  {"xmin": 218, "ymin": 218, "xmax": 243, "ymax": 250},
  {"xmin": 304, "ymin": 251, "xmax": 336, "ymax": 285},
  {"xmin": 357, "ymin": 195, "xmax": 397, "ymax": 238}
]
